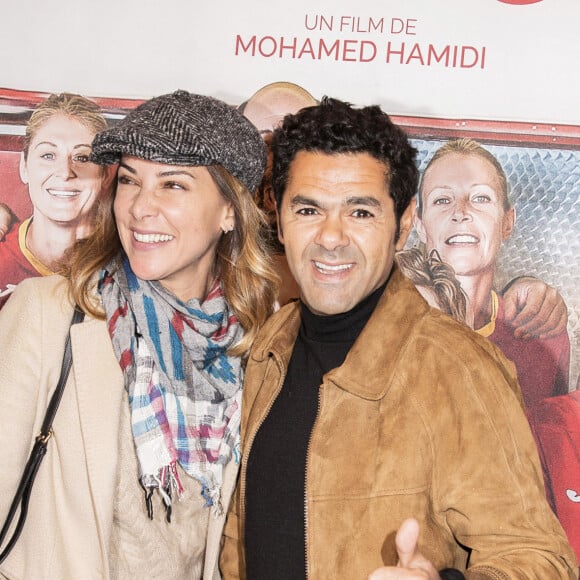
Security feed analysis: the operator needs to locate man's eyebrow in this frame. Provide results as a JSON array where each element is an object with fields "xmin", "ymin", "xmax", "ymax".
[
  {"xmin": 289, "ymin": 195, "xmax": 323, "ymax": 208},
  {"xmin": 289, "ymin": 195, "xmax": 383, "ymax": 209},
  {"xmin": 345, "ymin": 196, "xmax": 381, "ymax": 208}
]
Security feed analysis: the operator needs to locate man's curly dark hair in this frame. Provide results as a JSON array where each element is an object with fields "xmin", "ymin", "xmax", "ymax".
[{"xmin": 270, "ymin": 96, "xmax": 419, "ymax": 232}]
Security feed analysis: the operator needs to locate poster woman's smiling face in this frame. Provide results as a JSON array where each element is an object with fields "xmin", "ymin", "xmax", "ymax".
[
  {"xmin": 20, "ymin": 113, "xmax": 105, "ymax": 226},
  {"xmin": 416, "ymin": 152, "xmax": 515, "ymax": 278}
]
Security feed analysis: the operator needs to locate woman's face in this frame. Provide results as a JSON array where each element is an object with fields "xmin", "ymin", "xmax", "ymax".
[
  {"xmin": 20, "ymin": 113, "xmax": 105, "ymax": 226},
  {"xmin": 416, "ymin": 153, "xmax": 514, "ymax": 279},
  {"xmin": 114, "ymin": 156, "xmax": 234, "ymax": 302}
]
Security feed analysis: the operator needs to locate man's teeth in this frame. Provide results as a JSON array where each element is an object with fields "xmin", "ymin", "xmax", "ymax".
[
  {"xmin": 314, "ymin": 261, "xmax": 352, "ymax": 273},
  {"xmin": 447, "ymin": 234, "xmax": 477, "ymax": 244},
  {"xmin": 49, "ymin": 190, "xmax": 79, "ymax": 197},
  {"xmin": 133, "ymin": 232, "xmax": 174, "ymax": 243}
]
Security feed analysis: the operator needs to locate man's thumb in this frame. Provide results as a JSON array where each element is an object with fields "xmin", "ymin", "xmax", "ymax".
[{"xmin": 396, "ymin": 518, "xmax": 421, "ymax": 567}]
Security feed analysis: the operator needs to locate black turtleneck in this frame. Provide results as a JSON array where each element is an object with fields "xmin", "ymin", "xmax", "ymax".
[{"xmin": 244, "ymin": 281, "xmax": 386, "ymax": 580}]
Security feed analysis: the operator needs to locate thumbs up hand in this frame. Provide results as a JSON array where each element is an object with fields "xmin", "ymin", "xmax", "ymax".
[{"xmin": 367, "ymin": 518, "xmax": 440, "ymax": 580}]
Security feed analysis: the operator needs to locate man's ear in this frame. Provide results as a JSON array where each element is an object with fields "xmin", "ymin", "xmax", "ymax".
[
  {"xmin": 19, "ymin": 152, "xmax": 29, "ymax": 185},
  {"xmin": 276, "ymin": 201, "xmax": 284, "ymax": 245},
  {"xmin": 396, "ymin": 197, "xmax": 416, "ymax": 251},
  {"xmin": 502, "ymin": 206, "xmax": 516, "ymax": 240}
]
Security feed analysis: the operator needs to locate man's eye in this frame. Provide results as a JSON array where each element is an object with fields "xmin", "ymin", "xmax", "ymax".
[
  {"xmin": 433, "ymin": 197, "xmax": 450, "ymax": 205},
  {"xmin": 296, "ymin": 207, "xmax": 318, "ymax": 216},
  {"xmin": 73, "ymin": 154, "xmax": 90, "ymax": 163},
  {"xmin": 117, "ymin": 175, "xmax": 134, "ymax": 185},
  {"xmin": 352, "ymin": 209, "xmax": 373, "ymax": 218},
  {"xmin": 473, "ymin": 194, "xmax": 491, "ymax": 203}
]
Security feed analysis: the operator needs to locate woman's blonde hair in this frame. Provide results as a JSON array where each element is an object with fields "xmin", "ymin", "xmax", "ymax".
[
  {"xmin": 24, "ymin": 93, "xmax": 108, "ymax": 159},
  {"xmin": 396, "ymin": 247, "xmax": 467, "ymax": 324},
  {"xmin": 66, "ymin": 163, "xmax": 279, "ymax": 357}
]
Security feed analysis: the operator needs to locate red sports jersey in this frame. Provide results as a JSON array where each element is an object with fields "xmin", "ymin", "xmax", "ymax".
[
  {"xmin": 0, "ymin": 219, "xmax": 53, "ymax": 309},
  {"xmin": 478, "ymin": 292, "xmax": 570, "ymax": 409},
  {"xmin": 528, "ymin": 391, "xmax": 580, "ymax": 561}
]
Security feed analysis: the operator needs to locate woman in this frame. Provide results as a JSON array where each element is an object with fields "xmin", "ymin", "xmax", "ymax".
[
  {"xmin": 0, "ymin": 93, "xmax": 115, "ymax": 309},
  {"xmin": 0, "ymin": 90, "xmax": 278, "ymax": 579},
  {"xmin": 414, "ymin": 138, "xmax": 570, "ymax": 409}
]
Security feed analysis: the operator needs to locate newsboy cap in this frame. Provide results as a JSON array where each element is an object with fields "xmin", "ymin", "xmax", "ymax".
[{"xmin": 90, "ymin": 90, "xmax": 266, "ymax": 192}]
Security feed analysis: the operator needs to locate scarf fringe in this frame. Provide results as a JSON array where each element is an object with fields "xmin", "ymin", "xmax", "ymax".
[
  {"xmin": 141, "ymin": 460, "xmax": 185, "ymax": 523},
  {"xmin": 202, "ymin": 484, "xmax": 224, "ymax": 517}
]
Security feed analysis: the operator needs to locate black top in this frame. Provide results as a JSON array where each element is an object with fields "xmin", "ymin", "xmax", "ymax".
[{"xmin": 244, "ymin": 282, "xmax": 386, "ymax": 579}]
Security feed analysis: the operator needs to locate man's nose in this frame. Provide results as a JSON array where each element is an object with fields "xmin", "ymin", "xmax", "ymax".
[{"xmin": 314, "ymin": 214, "xmax": 349, "ymax": 251}]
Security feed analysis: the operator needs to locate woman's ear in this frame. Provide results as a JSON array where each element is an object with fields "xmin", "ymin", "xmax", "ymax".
[
  {"xmin": 502, "ymin": 206, "xmax": 516, "ymax": 240},
  {"xmin": 220, "ymin": 203, "xmax": 236, "ymax": 234},
  {"xmin": 396, "ymin": 197, "xmax": 416, "ymax": 251},
  {"xmin": 414, "ymin": 210, "xmax": 427, "ymax": 245},
  {"xmin": 101, "ymin": 164, "xmax": 117, "ymax": 195},
  {"xmin": 19, "ymin": 152, "xmax": 29, "ymax": 185}
]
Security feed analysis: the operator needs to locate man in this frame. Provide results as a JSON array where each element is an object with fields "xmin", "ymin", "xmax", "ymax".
[
  {"xmin": 239, "ymin": 86, "xmax": 568, "ymax": 329},
  {"xmin": 220, "ymin": 98, "xmax": 576, "ymax": 579},
  {"xmin": 414, "ymin": 138, "xmax": 570, "ymax": 409}
]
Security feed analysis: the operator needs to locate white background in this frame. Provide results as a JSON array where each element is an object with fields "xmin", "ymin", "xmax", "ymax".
[{"xmin": 2, "ymin": 0, "xmax": 579, "ymax": 123}]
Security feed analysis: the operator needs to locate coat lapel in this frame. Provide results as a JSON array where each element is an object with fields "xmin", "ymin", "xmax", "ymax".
[{"xmin": 70, "ymin": 317, "xmax": 124, "ymax": 571}]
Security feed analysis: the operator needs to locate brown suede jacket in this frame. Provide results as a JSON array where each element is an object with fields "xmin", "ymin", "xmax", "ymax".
[{"xmin": 221, "ymin": 267, "xmax": 577, "ymax": 579}]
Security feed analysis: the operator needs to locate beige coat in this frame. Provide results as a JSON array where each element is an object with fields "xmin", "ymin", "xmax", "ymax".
[{"xmin": 0, "ymin": 275, "xmax": 237, "ymax": 580}]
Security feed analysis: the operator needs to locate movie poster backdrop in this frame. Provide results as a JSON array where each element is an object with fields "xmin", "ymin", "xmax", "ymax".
[{"xmin": 1, "ymin": 0, "xmax": 579, "ymax": 559}]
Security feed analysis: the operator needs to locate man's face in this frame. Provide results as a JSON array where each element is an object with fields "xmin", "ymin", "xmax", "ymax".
[
  {"xmin": 277, "ymin": 151, "xmax": 414, "ymax": 316},
  {"xmin": 415, "ymin": 153, "xmax": 515, "ymax": 278}
]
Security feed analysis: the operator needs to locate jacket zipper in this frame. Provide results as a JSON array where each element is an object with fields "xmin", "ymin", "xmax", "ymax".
[{"xmin": 304, "ymin": 382, "xmax": 324, "ymax": 580}]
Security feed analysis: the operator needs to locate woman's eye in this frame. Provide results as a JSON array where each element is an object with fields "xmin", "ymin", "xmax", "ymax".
[
  {"xmin": 40, "ymin": 152, "xmax": 55, "ymax": 160},
  {"xmin": 161, "ymin": 180, "xmax": 186, "ymax": 191},
  {"xmin": 473, "ymin": 194, "xmax": 491, "ymax": 203},
  {"xmin": 73, "ymin": 154, "xmax": 90, "ymax": 163},
  {"xmin": 433, "ymin": 197, "xmax": 450, "ymax": 205}
]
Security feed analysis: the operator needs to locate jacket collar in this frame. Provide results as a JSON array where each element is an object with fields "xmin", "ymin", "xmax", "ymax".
[{"xmin": 251, "ymin": 266, "xmax": 429, "ymax": 401}]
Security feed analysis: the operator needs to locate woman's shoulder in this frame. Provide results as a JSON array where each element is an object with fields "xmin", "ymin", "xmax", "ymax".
[
  {"xmin": 4, "ymin": 274, "xmax": 73, "ymax": 322},
  {"xmin": 16, "ymin": 272, "xmax": 69, "ymax": 292}
]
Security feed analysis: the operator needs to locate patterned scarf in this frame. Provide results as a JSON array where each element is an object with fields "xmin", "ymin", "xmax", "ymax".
[{"xmin": 99, "ymin": 255, "xmax": 243, "ymax": 519}]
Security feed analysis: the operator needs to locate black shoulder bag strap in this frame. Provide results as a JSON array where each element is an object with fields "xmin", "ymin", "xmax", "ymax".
[{"xmin": 0, "ymin": 305, "xmax": 85, "ymax": 564}]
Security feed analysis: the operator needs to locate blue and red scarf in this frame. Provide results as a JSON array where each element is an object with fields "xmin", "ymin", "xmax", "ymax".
[{"xmin": 99, "ymin": 256, "xmax": 243, "ymax": 517}]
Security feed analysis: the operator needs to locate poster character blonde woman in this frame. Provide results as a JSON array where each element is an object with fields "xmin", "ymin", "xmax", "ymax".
[{"xmin": 0, "ymin": 93, "xmax": 115, "ymax": 309}]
